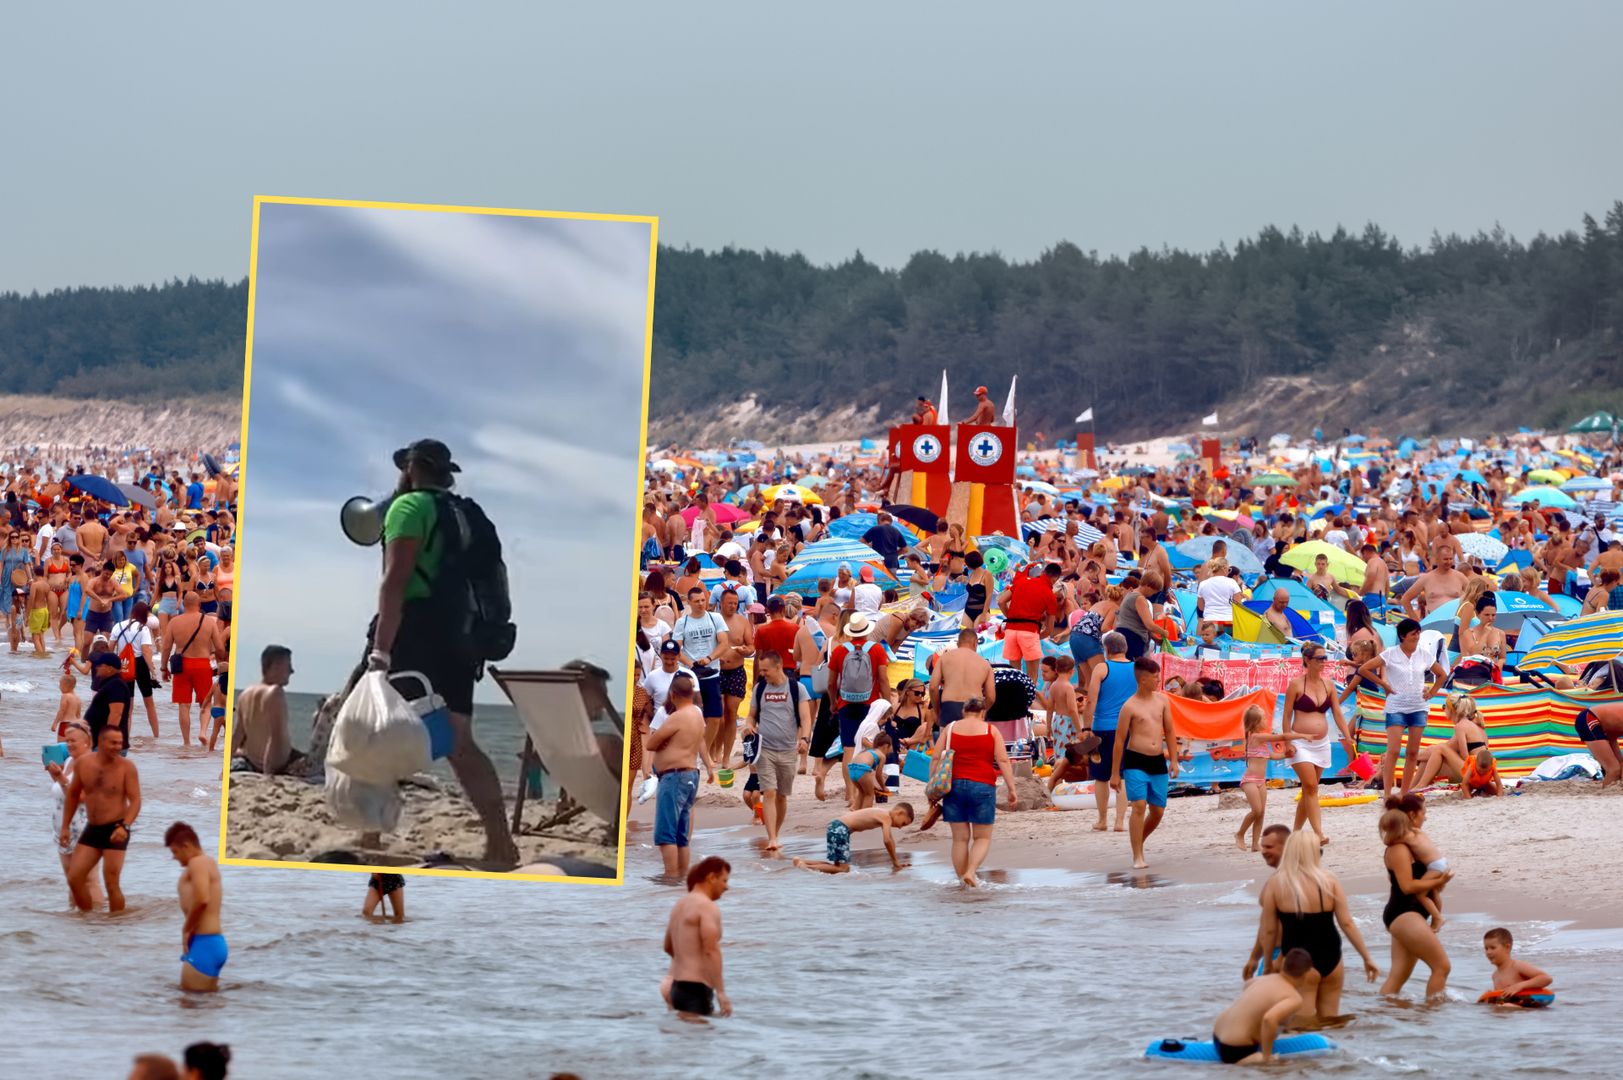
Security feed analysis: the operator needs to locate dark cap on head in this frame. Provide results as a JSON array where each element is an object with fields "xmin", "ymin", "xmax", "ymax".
[
  {"xmin": 659, "ymin": 639, "xmax": 681, "ymax": 655},
  {"xmin": 89, "ymin": 651, "xmax": 120, "ymax": 669},
  {"xmin": 393, "ymin": 439, "xmax": 461, "ymax": 473}
]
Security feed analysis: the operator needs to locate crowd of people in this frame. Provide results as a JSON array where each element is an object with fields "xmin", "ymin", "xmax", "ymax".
[
  {"xmin": 8, "ymin": 447, "xmax": 238, "ymax": 992},
  {"xmin": 638, "ymin": 419, "xmax": 1613, "ymax": 1035}
]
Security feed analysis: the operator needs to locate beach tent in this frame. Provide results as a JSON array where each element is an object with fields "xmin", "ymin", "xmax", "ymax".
[
  {"xmin": 1568, "ymin": 411, "xmax": 1617, "ymax": 434},
  {"xmin": 1232, "ymin": 601, "xmax": 1322, "ymax": 644}
]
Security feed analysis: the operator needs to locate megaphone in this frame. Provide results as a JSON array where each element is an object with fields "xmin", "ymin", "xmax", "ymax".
[{"xmin": 340, "ymin": 495, "xmax": 393, "ymax": 547}]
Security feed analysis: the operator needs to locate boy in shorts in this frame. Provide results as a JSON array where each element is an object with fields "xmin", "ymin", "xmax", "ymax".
[
  {"xmin": 793, "ymin": 803, "xmax": 913, "ymax": 875},
  {"xmin": 1110, "ymin": 656, "xmax": 1179, "ymax": 869},
  {"xmin": 1034, "ymin": 654, "xmax": 1079, "ymax": 764}
]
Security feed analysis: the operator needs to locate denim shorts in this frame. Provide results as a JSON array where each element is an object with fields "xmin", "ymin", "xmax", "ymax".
[
  {"xmin": 941, "ymin": 778, "xmax": 996, "ymax": 825},
  {"xmin": 1069, "ymin": 628, "xmax": 1103, "ymax": 663},
  {"xmin": 653, "ymin": 769, "xmax": 699, "ymax": 847},
  {"xmin": 1384, "ymin": 709, "xmax": 1429, "ymax": 730},
  {"xmin": 1123, "ymin": 768, "xmax": 1169, "ymax": 808}
]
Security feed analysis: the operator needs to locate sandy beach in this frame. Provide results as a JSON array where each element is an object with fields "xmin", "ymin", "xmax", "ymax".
[
  {"xmin": 630, "ymin": 772, "xmax": 1623, "ymax": 924},
  {"xmin": 226, "ymin": 771, "xmax": 619, "ymax": 874}
]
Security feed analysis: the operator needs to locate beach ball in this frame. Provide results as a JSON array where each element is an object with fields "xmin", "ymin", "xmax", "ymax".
[{"xmin": 984, "ymin": 547, "xmax": 1010, "ymax": 575}]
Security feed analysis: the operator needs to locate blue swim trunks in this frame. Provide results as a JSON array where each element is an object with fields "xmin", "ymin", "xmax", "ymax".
[
  {"xmin": 825, "ymin": 819, "xmax": 852, "ymax": 865},
  {"xmin": 182, "ymin": 933, "xmax": 229, "ymax": 978},
  {"xmin": 1122, "ymin": 768, "xmax": 1169, "ymax": 808}
]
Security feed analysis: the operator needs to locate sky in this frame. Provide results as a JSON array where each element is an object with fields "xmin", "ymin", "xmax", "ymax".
[
  {"xmin": 237, "ymin": 202, "xmax": 652, "ymax": 698},
  {"xmin": 2, "ymin": 2, "xmax": 1620, "ymax": 294}
]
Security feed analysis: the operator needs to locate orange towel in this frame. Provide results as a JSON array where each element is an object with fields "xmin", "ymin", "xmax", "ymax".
[{"xmin": 1165, "ymin": 689, "xmax": 1276, "ymax": 742}]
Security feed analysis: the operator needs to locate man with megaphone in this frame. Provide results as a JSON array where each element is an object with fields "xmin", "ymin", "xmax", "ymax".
[{"xmin": 343, "ymin": 438, "xmax": 520, "ymax": 867}]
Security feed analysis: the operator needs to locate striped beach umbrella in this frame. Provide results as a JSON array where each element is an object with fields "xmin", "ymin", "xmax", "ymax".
[
  {"xmin": 789, "ymin": 537, "xmax": 883, "ymax": 568},
  {"xmin": 776, "ymin": 560, "xmax": 898, "ymax": 597},
  {"xmin": 827, "ymin": 512, "xmax": 879, "ymax": 540},
  {"xmin": 1519, "ymin": 609, "xmax": 1623, "ymax": 670}
]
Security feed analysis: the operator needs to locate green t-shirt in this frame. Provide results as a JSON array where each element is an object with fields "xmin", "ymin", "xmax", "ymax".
[{"xmin": 383, "ymin": 490, "xmax": 442, "ymax": 601}]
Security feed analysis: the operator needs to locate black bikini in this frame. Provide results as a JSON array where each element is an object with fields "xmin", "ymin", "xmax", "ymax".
[{"xmin": 1278, "ymin": 884, "xmax": 1342, "ymax": 978}]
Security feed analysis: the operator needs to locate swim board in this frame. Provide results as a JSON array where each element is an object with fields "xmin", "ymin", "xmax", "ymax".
[
  {"xmin": 1293, "ymin": 791, "xmax": 1378, "ymax": 806},
  {"xmin": 1145, "ymin": 1034, "xmax": 1337, "ymax": 1061},
  {"xmin": 1479, "ymin": 989, "xmax": 1554, "ymax": 1007}
]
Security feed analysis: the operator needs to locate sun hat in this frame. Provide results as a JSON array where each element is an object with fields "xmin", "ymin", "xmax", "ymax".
[{"xmin": 846, "ymin": 613, "xmax": 876, "ymax": 638}]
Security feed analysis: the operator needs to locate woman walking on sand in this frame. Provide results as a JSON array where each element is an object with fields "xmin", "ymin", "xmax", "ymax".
[
  {"xmin": 926, "ymin": 696, "xmax": 1019, "ymax": 887},
  {"xmin": 1254, "ymin": 829, "xmax": 1379, "ymax": 1022},
  {"xmin": 1284, "ymin": 643, "xmax": 1355, "ymax": 845}
]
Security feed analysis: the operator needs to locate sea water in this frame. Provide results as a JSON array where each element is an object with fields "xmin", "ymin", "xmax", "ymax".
[{"xmin": 2, "ymin": 645, "xmax": 1615, "ymax": 1078}]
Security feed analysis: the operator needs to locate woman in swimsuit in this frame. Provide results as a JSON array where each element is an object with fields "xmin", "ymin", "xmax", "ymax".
[
  {"xmin": 1256, "ymin": 829, "xmax": 1380, "ymax": 1022},
  {"xmin": 673, "ymin": 558, "xmax": 704, "ymax": 606},
  {"xmin": 963, "ymin": 550, "xmax": 994, "ymax": 626},
  {"xmin": 364, "ymin": 873, "xmax": 406, "ymax": 922},
  {"xmin": 1457, "ymin": 595, "xmax": 1506, "ymax": 678},
  {"xmin": 1408, "ymin": 693, "xmax": 1490, "ymax": 793},
  {"xmin": 193, "ymin": 557, "xmax": 218, "ymax": 616},
  {"xmin": 1342, "ymin": 599, "xmax": 1381, "ymax": 651},
  {"xmin": 44, "ymin": 541, "xmax": 71, "ymax": 638},
  {"xmin": 832, "ymin": 563, "xmax": 856, "ymax": 609},
  {"xmin": 1284, "ymin": 643, "xmax": 1355, "ymax": 845},
  {"xmin": 1377, "ymin": 808, "xmax": 1453, "ymax": 1000}
]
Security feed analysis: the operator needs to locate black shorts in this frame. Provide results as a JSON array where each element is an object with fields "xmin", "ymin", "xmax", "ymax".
[
  {"xmin": 371, "ymin": 603, "xmax": 477, "ymax": 715},
  {"xmin": 1576, "ymin": 710, "xmax": 1606, "ymax": 743},
  {"xmin": 128, "ymin": 658, "xmax": 157, "ymax": 700},
  {"xmin": 369, "ymin": 873, "xmax": 406, "ymax": 895},
  {"xmin": 719, "ymin": 666, "xmax": 747, "ymax": 699},
  {"xmin": 696, "ymin": 675, "xmax": 723, "ymax": 719},
  {"xmin": 669, "ymin": 979, "xmax": 714, "ymax": 1016},
  {"xmin": 79, "ymin": 821, "xmax": 129, "ymax": 851},
  {"xmin": 84, "ymin": 609, "xmax": 114, "ymax": 634},
  {"xmin": 809, "ymin": 695, "xmax": 840, "ymax": 758}
]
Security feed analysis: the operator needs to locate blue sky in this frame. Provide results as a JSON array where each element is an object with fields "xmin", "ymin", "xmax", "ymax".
[
  {"xmin": 238, "ymin": 202, "xmax": 651, "ymax": 698},
  {"xmin": 2, "ymin": 2, "xmax": 1619, "ymax": 292}
]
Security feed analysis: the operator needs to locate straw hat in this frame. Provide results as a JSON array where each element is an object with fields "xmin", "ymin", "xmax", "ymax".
[{"xmin": 846, "ymin": 613, "xmax": 876, "ymax": 638}]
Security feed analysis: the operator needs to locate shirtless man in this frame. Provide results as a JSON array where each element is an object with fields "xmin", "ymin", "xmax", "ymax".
[
  {"xmin": 231, "ymin": 644, "xmax": 305, "ymax": 775},
  {"xmin": 645, "ymin": 675, "xmax": 718, "ymax": 879},
  {"xmin": 967, "ymin": 385, "xmax": 996, "ymax": 425},
  {"xmin": 1110, "ymin": 657, "xmax": 1178, "ymax": 869},
  {"xmin": 76, "ymin": 514, "xmax": 109, "ymax": 566},
  {"xmin": 1358, "ymin": 543, "xmax": 1389, "ymax": 614},
  {"xmin": 924, "ymin": 519, "xmax": 951, "ymax": 570},
  {"xmin": 60, "ymin": 725, "xmax": 140, "ymax": 913},
  {"xmin": 664, "ymin": 500, "xmax": 689, "ymax": 561},
  {"xmin": 1242, "ymin": 824, "xmax": 1291, "ymax": 979},
  {"xmin": 1304, "ymin": 553, "xmax": 1337, "ymax": 600},
  {"xmin": 26, "ymin": 572, "xmax": 50, "ymax": 655},
  {"xmin": 661, "ymin": 855, "xmax": 732, "ymax": 1019},
  {"xmin": 1573, "ymin": 701, "xmax": 1623, "ymax": 787},
  {"xmin": 1400, "ymin": 546, "xmax": 1466, "ymax": 619},
  {"xmin": 1263, "ymin": 589, "xmax": 1294, "ymax": 639},
  {"xmin": 1138, "ymin": 530, "xmax": 1172, "ymax": 616},
  {"xmin": 83, "ymin": 563, "xmax": 120, "ymax": 642},
  {"xmin": 167, "ymin": 821, "xmax": 227, "ymax": 991},
  {"xmin": 928, "ymin": 628, "xmax": 996, "ymax": 736},
  {"xmin": 1210, "ymin": 948, "xmax": 1314, "ymax": 1064},
  {"xmin": 162, "ymin": 593, "xmax": 217, "ymax": 747}
]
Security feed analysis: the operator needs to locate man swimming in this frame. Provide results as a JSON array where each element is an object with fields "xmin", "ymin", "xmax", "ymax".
[
  {"xmin": 661, "ymin": 855, "xmax": 732, "ymax": 1019},
  {"xmin": 60, "ymin": 724, "xmax": 139, "ymax": 913},
  {"xmin": 166, "ymin": 821, "xmax": 227, "ymax": 991}
]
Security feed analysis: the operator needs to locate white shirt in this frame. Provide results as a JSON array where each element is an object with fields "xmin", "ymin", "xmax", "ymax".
[
  {"xmin": 34, "ymin": 523, "xmax": 56, "ymax": 559},
  {"xmin": 639, "ymin": 618, "xmax": 673, "ymax": 657},
  {"xmin": 1379, "ymin": 644, "xmax": 1437, "ymax": 713},
  {"xmin": 643, "ymin": 664, "xmax": 696, "ymax": 729},
  {"xmin": 110, "ymin": 618, "xmax": 154, "ymax": 654},
  {"xmin": 853, "ymin": 582, "xmax": 885, "ymax": 613},
  {"xmin": 715, "ymin": 541, "xmax": 746, "ymax": 563},
  {"xmin": 1196, "ymin": 576, "xmax": 1242, "ymax": 622}
]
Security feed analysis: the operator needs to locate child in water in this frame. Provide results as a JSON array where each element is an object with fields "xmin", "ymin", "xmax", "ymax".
[
  {"xmin": 794, "ymin": 803, "xmax": 913, "ymax": 874},
  {"xmin": 1482, "ymin": 927, "xmax": 1552, "ymax": 1003},
  {"xmin": 1209, "ymin": 947, "xmax": 1315, "ymax": 1064},
  {"xmin": 1233, "ymin": 704, "xmax": 1303, "ymax": 852},
  {"xmin": 52, "ymin": 674, "xmax": 82, "ymax": 741}
]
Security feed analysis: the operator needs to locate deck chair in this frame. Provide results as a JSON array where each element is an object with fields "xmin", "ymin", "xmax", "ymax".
[{"xmin": 489, "ymin": 667, "xmax": 623, "ymax": 836}]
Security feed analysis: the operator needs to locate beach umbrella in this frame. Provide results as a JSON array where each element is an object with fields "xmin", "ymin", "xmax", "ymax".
[
  {"xmin": 649, "ymin": 459, "xmax": 678, "ymax": 472},
  {"xmin": 827, "ymin": 512, "xmax": 879, "ymax": 540},
  {"xmin": 1526, "ymin": 468, "xmax": 1566, "ymax": 486},
  {"xmin": 1279, "ymin": 540, "xmax": 1365, "ymax": 584},
  {"xmin": 1561, "ymin": 476, "xmax": 1610, "ymax": 493},
  {"xmin": 761, "ymin": 483, "xmax": 823, "ymax": 505},
  {"xmin": 883, "ymin": 504, "xmax": 941, "ymax": 534},
  {"xmin": 679, "ymin": 503, "xmax": 751, "ymax": 526},
  {"xmin": 777, "ymin": 560, "xmax": 897, "ymax": 597},
  {"xmin": 1075, "ymin": 468, "xmax": 1100, "ymax": 480},
  {"xmin": 65, "ymin": 474, "xmax": 129, "ymax": 507},
  {"xmin": 1520, "ymin": 610, "xmax": 1623, "ymax": 670},
  {"xmin": 1342, "ymin": 434, "xmax": 1367, "ymax": 444},
  {"xmin": 1457, "ymin": 469, "xmax": 1487, "ymax": 485},
  {"xmin": 116, "ymin": 483, "xmax": 157, "ymax": 510},
  {"xmin": 1251, "ymin": 473, "xmax": 1295, "ymax": 488},
  {"xmin": 1567, "ymin": 411, "xmax": 1617, "ymax": 434},
  {"xmin": 1174, "ymin": 536, "xmax": 1263, "ymax": 574},
  {"xmin": 1018, "ymin": 479, "xmax": 1059, "ymax": 496},
  {"xmin": 1507, "ymin": 486, "xmax": 1576, "ymax": 509},
  {"xmin": 789, "ymin": 537, "xmax": 883, "ymax": 568},
  {"xmin": 1455, "ymin": 533, "xmax": 1508, "ymax": 565},
  {"xmin": 1232, "ymin": 602, "xmax": 1321, "ymax": 644}
]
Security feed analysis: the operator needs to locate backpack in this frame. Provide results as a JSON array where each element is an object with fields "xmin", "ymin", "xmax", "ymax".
[
  {"xmin": 113, "ymin": 622, "xmax": 140, "ymax": 682},
  {"xmin": 420, "ymin": 492, "xmax": 516, "ymax": 665},
  {"xmin": 839, "ymin": 643, "xmax": 876, "ymax": 703}
]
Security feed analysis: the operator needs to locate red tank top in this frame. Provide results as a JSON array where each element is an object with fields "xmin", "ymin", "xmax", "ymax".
[
  {"xmin": 948, "ymin": 728, "xmax": 999, "ymax": 785},
  {"xmin": 753, "ymin": 620, "xmax": 801, "ymax": 671}
]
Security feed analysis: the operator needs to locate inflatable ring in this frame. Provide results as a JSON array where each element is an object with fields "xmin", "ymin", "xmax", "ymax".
[
  {"xmin": 1294, "ymin": 791, "xmax": 1379, "ymax": 807},
  {"xmin": 1479, "ymin": 989, "xmax": 1553, "ymax": 1007}
]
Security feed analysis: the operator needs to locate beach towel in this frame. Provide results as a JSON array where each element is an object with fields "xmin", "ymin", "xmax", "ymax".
[{"xmin": 1165, "ymin": 688, "xmax": 1275, "ymax": 743}]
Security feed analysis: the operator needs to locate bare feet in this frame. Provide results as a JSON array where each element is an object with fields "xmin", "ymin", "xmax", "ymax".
[
  {"xmin": 1092, "ymin": 820, "xmax": 1108, "ymax": 832},
  {"xmin": 814, "ymin": 777, "xmax": 826, "ymax": 801},
  {"xmin": 1234, "ymin": 832, "xmax": 1248, "ymax": 851},
  {"xmin": 1132, "ymin": 859, "xmax": 1149, "ymax": 869},
  {"xmin": 764, "ymin": 842, "xmax": 781, "ymax": 857},
  {"xmin": 961, "ymin": 873, "xmax": 980, "ymax": 888},
  {"xmin": 792, "ymin": 857, "xmax": 807, "ymax": 869}
]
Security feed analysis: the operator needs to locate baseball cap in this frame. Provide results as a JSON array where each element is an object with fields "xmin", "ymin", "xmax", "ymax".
[
  {"xmin": 659, "ymin": 639, "xmax": 681, "ymax": 655},
  {"xmin": 975, "ymin": 385, "xmax": 988, "ymax": 395},
  {"xmin": 393, "ymin": 438, "xmax": 461, "ymax": 473},
  {"xmin": 859, "ymin": 565, "xmax": 875, "ymax": 582}
]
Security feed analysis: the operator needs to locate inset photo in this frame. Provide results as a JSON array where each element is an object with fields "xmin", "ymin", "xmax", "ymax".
[{"xmin": 223, "ymin": 197, "xmax": 654, "ymax": 882}]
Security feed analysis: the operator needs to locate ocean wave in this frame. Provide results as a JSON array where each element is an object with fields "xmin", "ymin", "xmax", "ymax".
[{"xmin": 0, "ymin": 680, "xmax": 38, "ymax": 694}]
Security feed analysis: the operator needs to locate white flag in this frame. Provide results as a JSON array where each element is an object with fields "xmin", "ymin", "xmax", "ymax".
[
  {"xmin": 1202, "ymin": 412, "xmax": 1219, "ymax": 426},
  {"xmin": 1002, "ymin": 376, "xmax": 1017, "ymax": 426},
  {"xmin": 1075, "ymin": 407, "xmax": 1094, "ymax": 423},
  {"xmin": 939, "ymin": 369, "xmax": 949, "ymax": 427}
]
